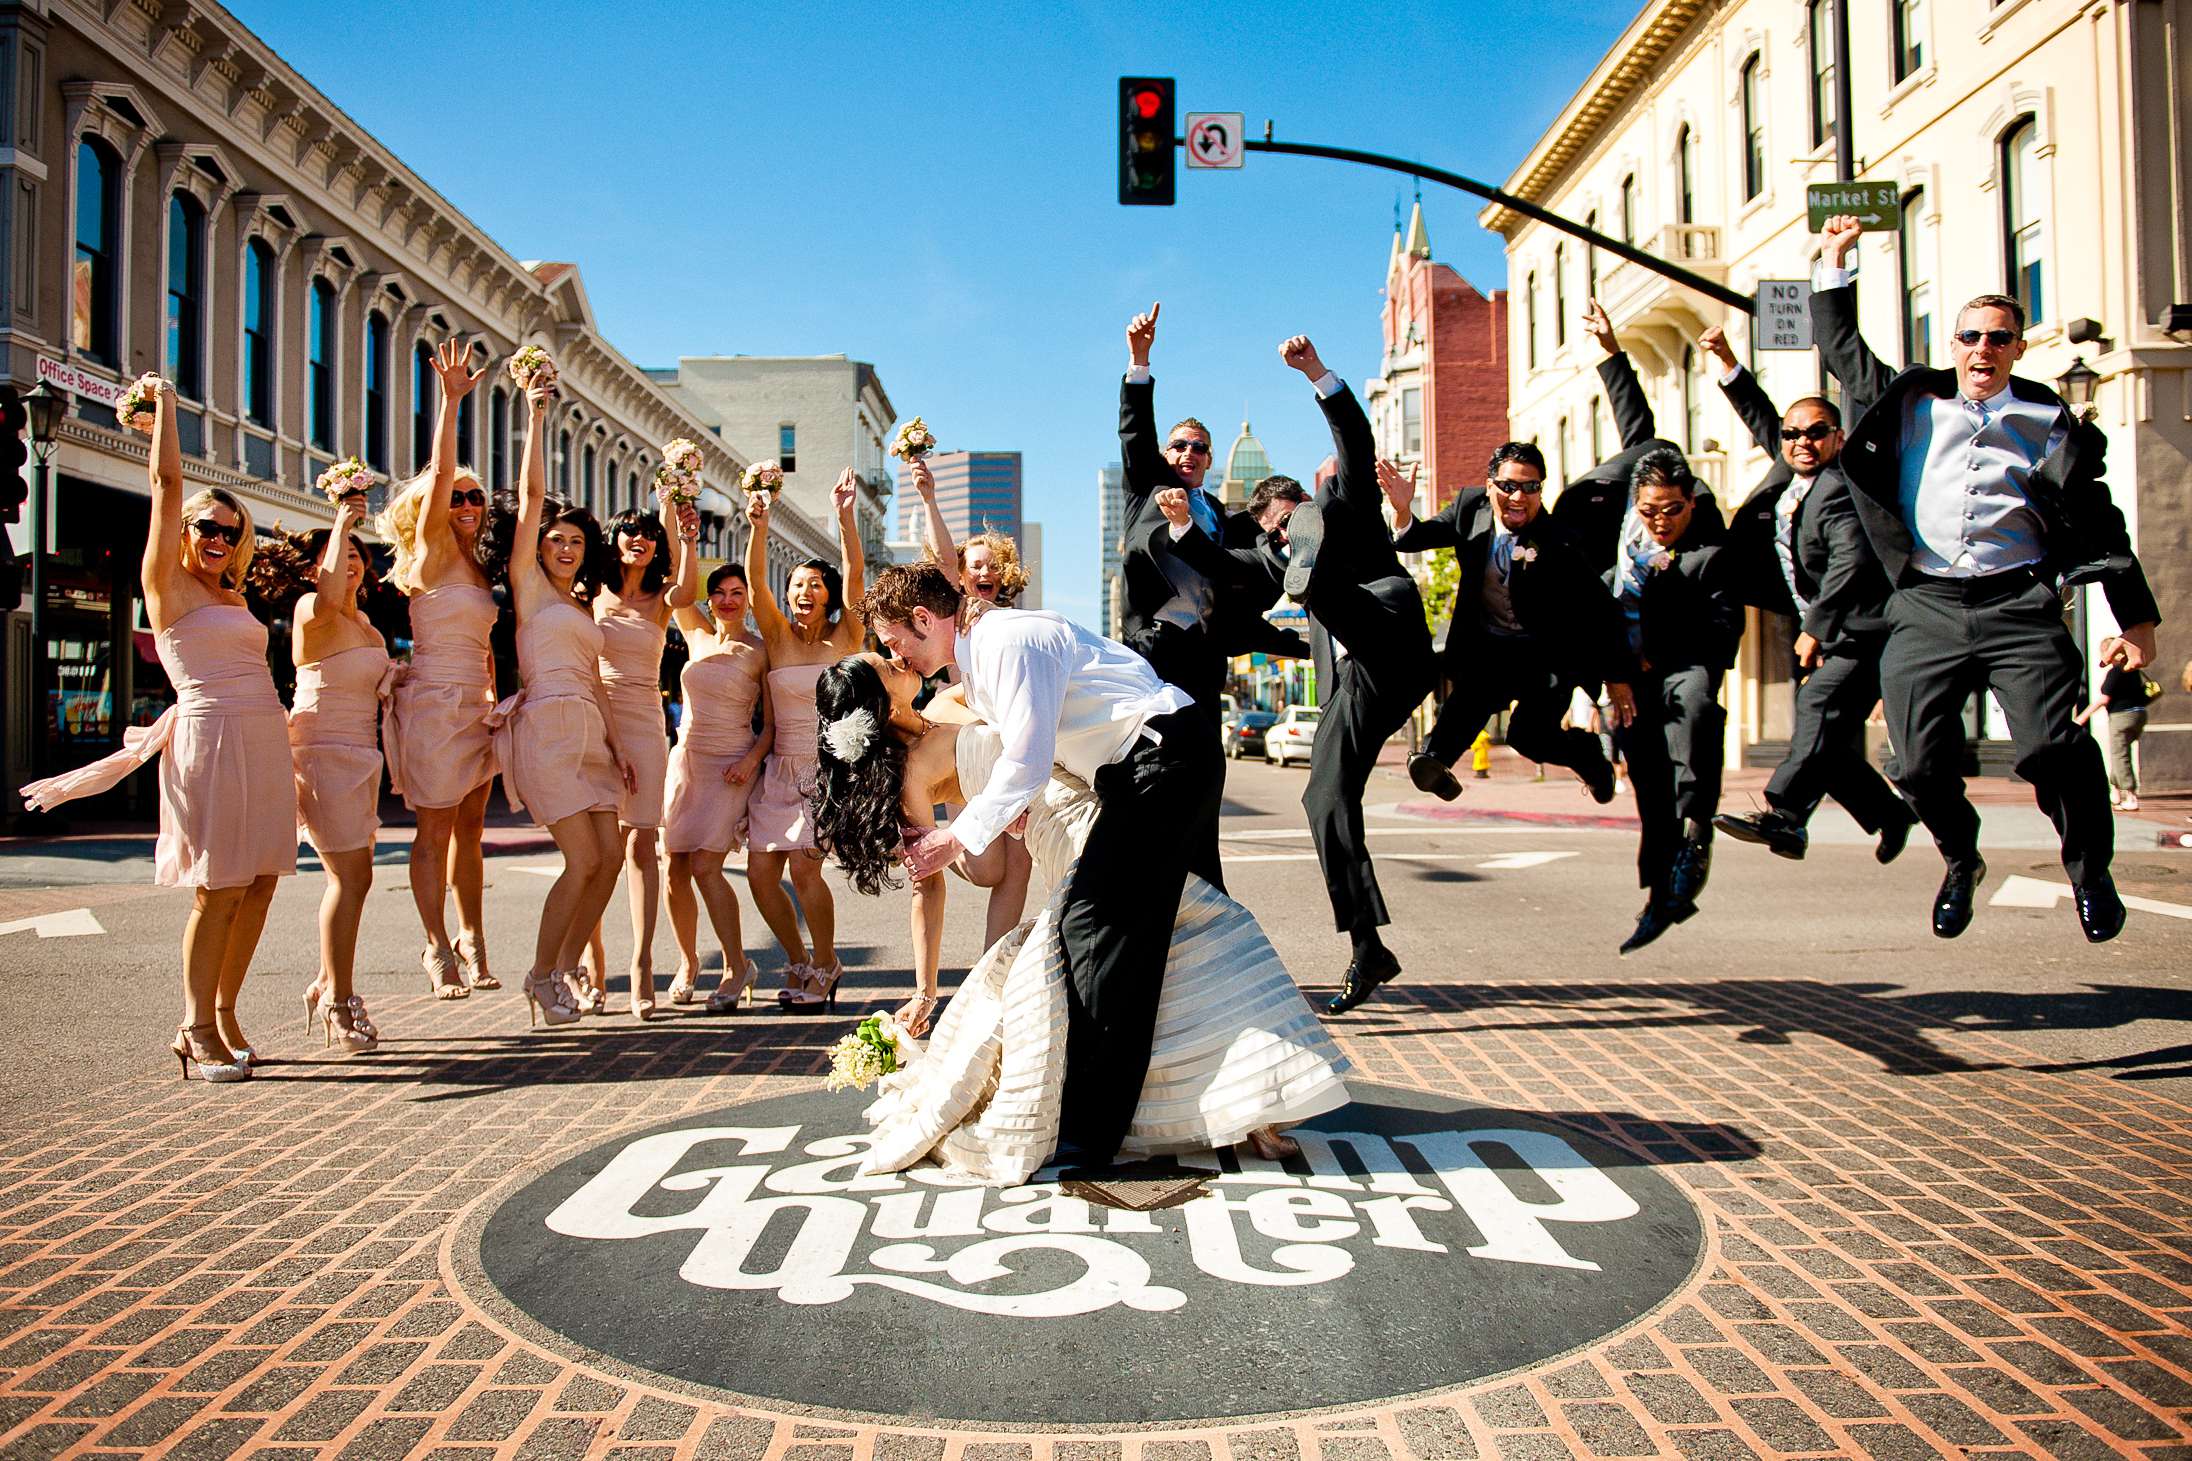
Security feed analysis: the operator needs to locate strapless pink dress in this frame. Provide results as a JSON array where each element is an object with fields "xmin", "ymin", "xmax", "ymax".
[
  {"xmin": 494, "ymin": 600, "xmax": 623, "ymax": 827},
  {"xmin": 387, "ymin": 583, "xmax": 498, "ymax": 810},
  {"xmin": 23, "ymin": 604, "xmax": 297, "ymax": 888},
  {"xmin": 597, "ymin": 604, "xmax": 669, "ymax": 829},
  {"xmin": 662, "ymin": 643, "xmax": 766, "ymax": 855},
  {"xmin": 746, "ymin": 661, "xmax": 826, "ymax": 852},
  {"xmin": 290, "ymin": 640, "xmax": 392, "ymax": 855}
]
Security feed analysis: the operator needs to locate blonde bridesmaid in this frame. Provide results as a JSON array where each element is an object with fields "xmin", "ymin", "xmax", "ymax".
[
  {"xmin": 379, "ymin": 340, "xmax": 497, "ymax": 1000},
  {"xmin": 663, "ymin": 562, "xmax": 771, "ymax": 1013},
  {"xmin": 23, "ymin": 381, "xmax": 295, "ymax": 1081}
]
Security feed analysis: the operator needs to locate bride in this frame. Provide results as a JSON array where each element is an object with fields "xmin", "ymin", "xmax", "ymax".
[{"xmin": 808, "ymin": 651, "xmax": 1352, "ymax": 1187}]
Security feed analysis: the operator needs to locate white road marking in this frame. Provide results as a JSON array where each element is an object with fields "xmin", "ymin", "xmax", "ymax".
[
  {"xmin": 0, "ymin": 908, "xmax": 106, "ymax": 938},
  {"xmin": 1990, "ymin": 874, "xmax": 2192, "ymax": 921},
  {"xmin": 1229, "ymin": 826, "xmax": 1591, "ymax": 841},
  {"xmin": 511, "ymin": 865, "xmax": 561, "ymax": 878},
  {"xmin": 1223, "ymin": 851, "xmax": 1577, "ymax": 867},
  {"xmin": 1475, "ymin": 851, "xmax": 1581, "ymax": 870}
]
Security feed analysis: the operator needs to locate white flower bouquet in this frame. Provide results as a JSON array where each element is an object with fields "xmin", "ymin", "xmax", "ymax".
[
  {"xmin": 115, "ymin": 373, "xmax": 166, "ymax": 435},
  {"xmin": 889, "ymin": 416, "xmax": 936, "ymax": 461},
  {"xmin": 824, "ymin": 1015, "xmax": 903, "ymax": 1092},
  {"xmin": 506, "ymin": 345, "xmax": 558, "ymax": 395},
  {"xmin": 316, "ymin": 456, "xmax": 376, "ymax": 504},
  {"xmin": 740, "ymin": 459, "xmax": 785, "ymax": 497}
]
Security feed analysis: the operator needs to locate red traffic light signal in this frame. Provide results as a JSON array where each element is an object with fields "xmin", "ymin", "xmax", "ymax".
[{"xmin": 1118, "ymin": 76, "xmax": 1175, "ymax": 207}]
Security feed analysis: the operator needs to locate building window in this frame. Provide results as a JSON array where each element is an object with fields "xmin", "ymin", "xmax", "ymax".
[
  {"xmin": 1401, "ymin": 386, "xmax": 1423, "ymax": 455},
  {"xmin": 558, "ymin": 430, "xmax": 572, "ymax": 495},
  {"xmin": 1555, "ymin": 417, "xmax": 1568, "ymax": 485},
  {"xmin": 1808, "ymin": 0, "xmax": 1836, "ymax": 148},
  {"xmin": 243, "ymin": 240, "xmax": 275, "ymax": 427},
  {"xmin": 308, "ymin": 278, "xmax": 337, "ymax": 452},
  {"xmin": 1553, "ymin": 245, "xmax": 1567, "ymax": 347},
  {"xmin": 412, "ymin": 342, "xmax": 434, "ymax": 471},
  {"xmin": 1525, "ymin": 273, "xmax": 1538, "ymax": 369},
  {"xmin": 2001, "ymin": 117, "xmax": 2044, "ymax": 324},
  {"xmin": 778, "ymin": 423, "xmax": 797, "ymax": 473},
  {"xmin": 1739, "ymin": 55, "xmax": 1765, "ymax": 201},
  {"xmin": 490, "ymin": 388, "xmax": 509, "ymax": 490},
  {"xmin": 582, "ymin": 444, "xmax": 597, "ymax": 511},
  {"xmin": 363, "ymin": 313, "xmax": 390, "ymax": 472},
  {"xmin": 1898, "ymin": 187, "xmax": 1933, "ymax": 365},
  {"xmin": 457, "ymin": 390, "xmax": 475, "ymax": 469},
  {"xmin": 1619, "ymin": 174, "xmax": 1637, "ymax": 244},
  {"xmin": 1583, "ymin": 212, "xmax": 1599, "ymax": 300},
  {"xmin": 1674, "ymin": 125, "xmax": 1695, "ymax": 226},
  {"xmin": 1588, "ymin": 396, "xmax": 1603, "ymax": 461},
  {"xmin": 1681, "ymin": 345, "xmax": 1701, "ymax": 453},
  {"xmin": 164, "ymin": 195, "xmax": 205, "ymax": 399},
  {"xmin": 73, "ymin": 140, "xmax": 119, "ymax": 365},
  {"xmin": 1891, "ymin": 0, "xmax": 1925, "ymax": 84}
]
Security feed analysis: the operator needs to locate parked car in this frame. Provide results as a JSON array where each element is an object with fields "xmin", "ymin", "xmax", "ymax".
[
  {"xmin": 1263, "ymin": 706, "xmax": 1321, "ymax": 767},
  {"xmin": 1224, "ymin": 710, "xmax": 1279, "ymax": 759}
]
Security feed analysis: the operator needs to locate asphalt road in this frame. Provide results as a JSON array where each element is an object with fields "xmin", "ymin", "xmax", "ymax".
[{"xmin": 3, "ymin": 755, "xmax": 2187, "ymax": 1123}]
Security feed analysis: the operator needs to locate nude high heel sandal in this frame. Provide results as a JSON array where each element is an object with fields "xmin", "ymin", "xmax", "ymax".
[{"xmin": 172, "ymin": 1024, "xmax": 251, "ymax": 1083}]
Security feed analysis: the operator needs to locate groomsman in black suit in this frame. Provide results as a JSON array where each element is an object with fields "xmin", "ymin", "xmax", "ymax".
[
  {"xmin": 1162, "ymin": 336, "xmax": 1433, "ymax": 1015},
  {"xmin": 1810, "ymin": 215, "xmax": 2160, "ymax": 940},
  {"xmin": 1700, "ymin": 326, "xmax": 1916, "ymax": 863},
  {"xmin": 1387, "ymin": 442, "xmax": 1634, "ymax": 805},
  {"xmin": 1610, "ymin": 449, "xmax": 1745, "ymax": 953}
]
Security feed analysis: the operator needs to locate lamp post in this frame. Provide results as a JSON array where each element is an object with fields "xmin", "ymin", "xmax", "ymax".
[
  {"xmin": 23, "ymin": 380, "xmax": 64, "ymax": 779},
  {"xmin": 2054, "ymin": 356, "xmax": 2101, "ymax": 423}
]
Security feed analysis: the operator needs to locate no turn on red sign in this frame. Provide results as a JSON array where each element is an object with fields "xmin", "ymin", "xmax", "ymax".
[{"xmin": 1185, "ymin": 113, "xmax": 1245, "ymax": 169}]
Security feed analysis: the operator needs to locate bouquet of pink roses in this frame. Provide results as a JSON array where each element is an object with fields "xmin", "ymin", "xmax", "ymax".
[
  {"xmin": 888, "ymin": 416, "xmax": 936, "ymax": 461},
  {"xmin": 114, "ymin": 373, "xmax": 166, "ymax": 435},
  {"xmin": 315, "ymin": 456, "xmax": 375, "ymax": 504},
  {"xmin": 506, "ymin": 345, "xmax": 558, "ymax": 396},
  {"xmin": 739, "ymin": 459, "xmax": 785, "ymax": 497},
  {"xmin": 652, "ymin": 464, "xmax": 699, "ymax": 509}
]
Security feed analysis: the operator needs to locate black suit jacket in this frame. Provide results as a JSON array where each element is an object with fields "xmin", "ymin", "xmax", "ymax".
[
  {"xmin": 1810, "ymin": 283, "xmax": 2160, "ymax": 630},
  {"xmin": 1551, "ymin": 351, "xmax": 1725, "ymax": 566},
  {"xmin": 1607, "ymin": 527, "xmax": 1745, "ymax": 676}
]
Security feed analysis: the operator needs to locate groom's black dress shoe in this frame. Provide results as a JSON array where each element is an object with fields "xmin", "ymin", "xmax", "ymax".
[
  {"xmin": 2075, "ymin": 874, "xmax": 2126, "ymax": 943},
  {"xmin": 1932, "ymin": 857, "xmax": 1985, "ymax": 939},
  {"xmin": 1875, "ymin": 810, "xmax": 1915, "ymax": 865},
  {"xmin": 1281, "ymin": 499, "xmax": 1324, "ymax": 602},
  {"xmin": 1715, "ymin": 809, "xmax": 1808, "ymax": 860},
  {"xmin": 1322, "ymin": 945, "xmax": 1401, "ymax": 1016},
  {"xmin": 1619, "ymin": 894, "xmax": 1692, "ymax": 955},
  {"xmin": 1408, "ymin": 752, "xmax": 1464, "ymax": 802}
]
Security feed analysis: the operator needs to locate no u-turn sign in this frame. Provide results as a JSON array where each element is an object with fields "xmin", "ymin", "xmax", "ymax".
[{"xmin": 1185, "ymin": 112, "xmax": 1245, "ymax": 169}]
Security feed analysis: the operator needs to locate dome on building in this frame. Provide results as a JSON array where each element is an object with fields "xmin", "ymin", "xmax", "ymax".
[{"xmin": 1219, "ymin": 420, "xmax": 1275, "ymax": 510}]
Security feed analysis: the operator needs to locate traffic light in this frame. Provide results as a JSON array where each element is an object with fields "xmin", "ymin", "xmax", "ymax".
[
  {"xmin": 1118, "ymin": 77, "xmax": 1175, "ymax": 206},
  {"xmin": 0, "ymin": 385, "xmax": 27, "ymax": 526}
]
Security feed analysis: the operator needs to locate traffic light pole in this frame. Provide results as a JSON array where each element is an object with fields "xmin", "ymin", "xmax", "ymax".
[{"xmin": 1216, "ymin": 136, "xmax": 1756, "ymax": 316}]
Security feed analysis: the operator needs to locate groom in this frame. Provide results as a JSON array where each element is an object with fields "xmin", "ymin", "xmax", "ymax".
[{"xmin": 873, "ymin": 562, "xmax": 1218, "ymax": 1169}]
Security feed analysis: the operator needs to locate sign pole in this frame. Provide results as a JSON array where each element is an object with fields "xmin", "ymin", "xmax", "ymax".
[
  {"xmin": 1831, "ymin": 0, "xmax": 1855, "ymax": 183},
  {"xmin": 27, "ymin": 445, "xmax": 49, "ymax": 780}
]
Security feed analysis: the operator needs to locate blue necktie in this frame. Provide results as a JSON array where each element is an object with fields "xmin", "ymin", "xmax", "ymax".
[{"xmin": 1187, "ymin": 488, "xmax": 1220, "ymax": 538}]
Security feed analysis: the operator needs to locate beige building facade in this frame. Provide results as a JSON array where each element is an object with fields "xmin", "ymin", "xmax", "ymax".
[{"xmin": 1485, "ymin": 0, "xmax": 2192, "ymax": 784}]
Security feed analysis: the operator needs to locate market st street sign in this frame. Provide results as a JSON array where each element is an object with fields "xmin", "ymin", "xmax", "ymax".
[{"xmin": 1806, "ymin": 181, "xmax": 1901, "ymax": 232}]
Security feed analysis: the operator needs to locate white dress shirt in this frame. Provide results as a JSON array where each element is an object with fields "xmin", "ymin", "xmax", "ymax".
[{"xmin": 952, "ymin": 608, "xmax": 1192, "ymax": 855}]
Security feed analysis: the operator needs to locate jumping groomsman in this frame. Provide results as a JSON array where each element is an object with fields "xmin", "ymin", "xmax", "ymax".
[
  {"xmin": 1388, "ymin": 442, "xmax": 1634, "ymax": 805},
  {"xmin": 1161, "ymin": 337, "xmax": 1434, "ymax": 1015},
  {"xmin": 1700, "ymin": 326, "xmax": 1917, "ymax": 863},
  {"xmin": 1810, "ymin": 215, "xmax": 2160, "ymax": 941}
]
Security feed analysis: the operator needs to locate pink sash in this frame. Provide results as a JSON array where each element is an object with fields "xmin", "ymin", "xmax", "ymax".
[{"xmin": 21, "ymin": 710, "xmax": 176, "ymax": 811}]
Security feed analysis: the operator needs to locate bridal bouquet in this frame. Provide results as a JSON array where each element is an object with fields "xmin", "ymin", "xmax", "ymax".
[
  {"xmin": 739, "ymin": 459, "xmax": 785, "ymax": 497},
  {"xmin": 653, "ymin": 437, "xmax": 704, "ymax": 508},
  {"xmin": 824, "ymin": 1014, "xmax": 902, "ymax": 1092},
  {"xmin": 115, "ymin": 373, "xmax": 166, "ymax": 435},
  {"xmin": 316, "ymin": 457, "xmax": 375, "ymax": 504},
  {"xmin": 506, "ymin": 345, "xmax": 559, "ymax": 395},
  {"xmin": 888, "ymin": 416, "xmax": 936, "ymax": 461}
]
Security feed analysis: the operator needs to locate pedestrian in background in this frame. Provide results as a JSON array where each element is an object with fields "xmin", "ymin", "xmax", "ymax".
[{"xmin": 2074, "ymin": 661, "xmax": 2161, "ymax": 812}]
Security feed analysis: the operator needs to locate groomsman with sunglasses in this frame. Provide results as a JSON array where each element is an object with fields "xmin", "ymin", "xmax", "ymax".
[
  {"xmin": 1810, "ymin": 215, "xmax": 2160, "ymax": 941},
  {"xmin": 1699, "ymin": 326, "xmax": 1917, "ymax": 865}
]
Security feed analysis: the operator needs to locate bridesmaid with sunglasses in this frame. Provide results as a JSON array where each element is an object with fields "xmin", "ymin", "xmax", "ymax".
[{"xmin": 23, "ymin": 382, "xmax": 296, "ymax": 1082}]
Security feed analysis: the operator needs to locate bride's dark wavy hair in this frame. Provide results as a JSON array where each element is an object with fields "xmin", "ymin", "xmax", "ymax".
[
  {"xmin": 476, "ymin": 490, "xmax": 613, "ymax": 604},
  {"xmin": 808, "ymin": 656, "xmax": 909, "ymax": 896}
]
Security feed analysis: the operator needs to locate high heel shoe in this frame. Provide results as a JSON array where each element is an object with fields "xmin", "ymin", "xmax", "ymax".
[
  {"xmin": 171, "ymin": 1023, "xmax": 251, "ymax": 1083},
  {"xmin": 1242, "ymin": 1125, "xmax": 1301, "ymax": 1162},
  {"xmin": 783, "ymin": 960, "xmax": 844, "ymax": 1015},
  {"xmin": 524, "ymin": 971, "xmax": 583, "ymax": 1028},
  {"xmin": 563, "ymin": 970, "xmax": 604, "ymax": 1016},
  {"xmin": 706, "ymin": 959, "xmax": 761, "ymax": 1014},
  {"xmin": 303, "ymin": 977, "xmax": 330, "ymax": 1034},
  {"xmin": 423, "ymin": 945, "xmax": 469, "ymax": 1000},
  {"xmin": 214, "ymin": 1006, "xmax": 256, "ymax": 1067},
  {"xmin": 777, "ymin": 962, "xmax": 815, "ymax": 1006},
  {"xmin": 323, "ymin": 997, "xmax": 379, "ymax": 1054},
  {"xmin": 631, "ymin": 970, "xmax": 656, "ymax": 1022},
  {"xmin": 667, "ymin": 967, "xmax": 698, "ymax": 1006},
  {"xmin": 454, "ymin": 931, "xmax": 499, "ymax": 990},
  {"xmin": 893, "ymin": 991, "xmax": 940, "ymax": 1039}
]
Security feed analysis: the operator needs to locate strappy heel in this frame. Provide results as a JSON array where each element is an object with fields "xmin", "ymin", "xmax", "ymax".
[
  {"xmin": 303, "ymin": 977, "xmax": 329, "ymax": 1034},
  {"xmin": 631, "ymin": 970, "xmax": 656, "ymax": 1022},
  {"xmin": 706, "ymin": 959, "xmax": 761, "ymax": 1014},
  {"xmin": 667, "ymin": 967, "xmax": 699, "ymax": 1005},
  {"xmin": 784, "ymin": 960, "xmax": 843, "ymax": 1015},
  {"xmin": 172, "ymin": 1023, "xmax": 250, "ymax": 1083},
  {"xmin": 214, "ymin": 1006, "xmax": 256, "ymax": 1067},
  {"xmin": 423, "ymin": 945, "xmax": 469, "ymax": 1000},
  {"xmin": 524, "ymin": 971, "xmax": 582, "ymax": 1028},
  {"xmin": 323, "ymin": 996, "xmax": 379, "ymax": 1054},
  {"xmin": 454, "ymin": 931, "xmax": 499, "ymax": 990},
  {"xmin": 776, "ymin": 962, "xmax": 815, "ymax": 1006}
]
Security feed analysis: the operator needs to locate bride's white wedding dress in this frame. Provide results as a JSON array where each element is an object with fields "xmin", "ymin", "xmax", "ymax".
[{"xmin": 859, "ymin": 724, "xmax": 1352, "ymax": 1185}]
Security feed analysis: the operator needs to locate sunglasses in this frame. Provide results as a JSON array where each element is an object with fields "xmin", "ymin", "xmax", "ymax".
[
  {"xmin": 1166, "ymin": 439, "xmax": 1212, "ymax": 455},
  {"xmin": 449, "ymin": 488, "xmax": 488, "ymax": 507},
  {"xmin": 1634, "ymin": 503, "xmax": 1691, "ymax": 524},
  {"xmin": 1779, "ymin": 422, "xmax": 1840, "ymax": 443},
  {"xmin": 189, "ymin": 518, "xmax": 244, "ymax": 546},
  {"xmin": 1491, "ymin": 477, "xmax": 1545, "ymax": 495},
  {"xmin": 1952, "ymin": 328, "xmax": 2019, "ymax": 348}
]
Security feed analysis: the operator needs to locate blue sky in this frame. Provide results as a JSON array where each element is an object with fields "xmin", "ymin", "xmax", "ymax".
[{"xmin": 227, "ymin": 0, "xmax": 1636, "ymax": 629}]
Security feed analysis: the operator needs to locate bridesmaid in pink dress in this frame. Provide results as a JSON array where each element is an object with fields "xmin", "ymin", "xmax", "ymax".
[
  {"xmin": 743, "ymin": 469, "xmax": 867, "ymax": 1012},
  {"xmin": 282, "ymin": 500, "xmax": 387, "ymax": 1055},
  {"xmin": 378, "ymin": 340, "xmax": 498, "ymax": 1001},
  {"xmin": 578, "ymin": 496, "xmax": 698, "ymax": 1019},
  {"xmin": 22, "ymin": 382, "xmax": 295, "ymax": 1082},
  {"xmin": 664, "ymin": 563, "xmax": 772, "ymax": 1014},
  {"xmin": 486, "ymin": 372, "xmax": 636, "ymax": 1026}
]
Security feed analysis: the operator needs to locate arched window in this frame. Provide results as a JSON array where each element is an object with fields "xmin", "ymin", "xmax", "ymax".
[
  {"xmin": 412, "ymin": 342, "xmax": 434, "ymax": 471},
  {"xmin": 243, "ymin": 240, "xmax": 276, "ymax": 427},
  {"xmin": 308, "ymin": 278, "xmax": 337, "ymax": 452},
  {"xmin": 164, "ymin": 195, "xmax": 205, "ymax": 398},
  {"xmin": 1553, "ymin": 245, "xmax": 1567, "ymax": 348},
  {"xmin": 628, "ymin": 472, "xmax": 641, "ymax": 516},
  {"xmin": 490, "ymin": 388, "xmax": 509, "ymax": 491},
  {"xmin": 1674, "ymin": 125, "xmax": 1695, "ymax": 225},
  {"xmin": 582, "ymin": 444, "xmax": 597, "ymax": 511},
  {"xmin": 1891, "ymin": 0, "xmax": 1925, "ymax": 84},
  {"xmin": 1555, "ymin": 416, "xmax": 1568, "ymax": 485},
  {"xmin": 363, "ymin": 313, "xmax": 390, "ymax": 472},
  {"xmin": 1898, "ymin": 186, "xmax": 1932, "ymax": 365},
  {"xmin": 456, "ymin": 388, "xmax": 475, "ymax": 469},
  {"xmin": 1807, "ymin": 0, "xmax": 1836, "ymax": 149},
  {"xmin": 1525, "ymin": 271, "xmax": 1538, "ymax": 369},
  {"xmin": 558, "ymin": 430, "xmax": 572, "ymax": 495},
  {"xmin": 2001, "ymin": 117, "xmax": 2044, "ymax": 324},
  {"xmin": 1619, "ymin": 174, "xmax": 1637, "ymax": 245},
  {"xmin": 73, "ymin": 140, "xmax": 120, "ymax": 364},
  {"xmin": 1739, "ymin": 56, "xmax": 1765, "ymax": 201}
]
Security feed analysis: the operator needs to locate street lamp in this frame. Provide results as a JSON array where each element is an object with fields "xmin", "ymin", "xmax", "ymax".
[
  {"xmin": 2054, "ymin": 356, "xmax": 2101, "ymax": 422},
  {"xmin": 22, "ymin": 380, "xmax": 63, "ymax": 779}
]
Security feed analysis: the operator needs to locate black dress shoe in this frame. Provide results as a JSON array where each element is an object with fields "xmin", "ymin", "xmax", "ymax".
[
  {"xmin": 1322, "ymin": 945, "xmax": 1401, "ymax": 1016},
  {"xmin": 1579, "ymin": 754, "xmax": 1616, "ymax": 805},
  {"xmin": 1620, "ymin": 897, "xmax": 1682, "ymax": 955},
  {"xmin": 2075, "ymin": 874, "xmax": 2126, "ymax": 943},
  {"xmin": 1715, "ymin": 810, "xmax": 1808, "ymax": 860},
  {"xmin": 1875, "ymin": 812, "xmax": 1914, "ymax": 866},
  {"xmin": 1408, "ymin": 753, "xmax": 1464, "ymax": 801},
  {"xmin": 1281, "ymin": 499, "xmax": 1324, "ymax": 601},
  {"xmin": 1932, "ymin": 857, "xmax": 1986, "ymax": 939},
  {"xmin": 1667, "ymin": 829, "xmax": 1713, "ymax": 905}
]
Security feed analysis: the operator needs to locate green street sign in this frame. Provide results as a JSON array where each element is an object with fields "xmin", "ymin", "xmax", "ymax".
[{"xmin": 1806, "ymin": 181, "xmax": 1901, "ymax": 232}]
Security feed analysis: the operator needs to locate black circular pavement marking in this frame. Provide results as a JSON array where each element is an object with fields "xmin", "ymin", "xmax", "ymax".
[{"xmin": 470, "ymin": 1084, "xmax": 1706, "ymax": 1426}]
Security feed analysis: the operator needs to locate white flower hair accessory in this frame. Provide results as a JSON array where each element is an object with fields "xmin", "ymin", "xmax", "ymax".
[{"xmin": 822, "ymin": 709, "xmax": 877, "ymax": 763}]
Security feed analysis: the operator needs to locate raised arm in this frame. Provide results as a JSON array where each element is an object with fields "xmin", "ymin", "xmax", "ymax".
[
  {"xmin": 742, "ymin": 491, "xmax": 790, "ymax": 641},
  {"xmin": 415, "ymin": 340, "xmax": 486, "ymax": 571},
  {"xmin": 301, "ymin": 499, "xmax": 363, "ymax": 631},
  {"xmin": 1281, "ymin": 335, "xmax": 1377, "ymax": 515},
  {"xmin": 1118, "ymin": 302, "xmax": 1170, "ymax": 504},
  {"xmin": 1392, "ymin": 487, "xmax": 1468, "ymax": 554},
  {"xmin": 1584, "ymin": 299, "xmax": 1656, "ymax": 449},
  {"xmin": 1703, "ymin": 326, "xmax": 1784, "ymax": 459},
  {"xmin": 508, "ymin": 384, "xmax": 551, "ymax": 610},
  {"xmin": 831, "ymin": 469, "xmax": 867, "ymax": 645},
  {"xmin": 140, "ymin": 381, "xmax": 187, "ymax": 622},
  {"xmin": 1809, "ymin": 216, "xmax": 1897, "ymax": 418},
  {"xmin": 907, "ymin": 457, "xmax": 961, "ymax": 589},
  {"xmin": 662, "ymin": 496, "xmax": 699, "ymax": 614}
]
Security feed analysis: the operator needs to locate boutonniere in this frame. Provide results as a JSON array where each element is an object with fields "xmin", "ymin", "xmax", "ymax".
[
  {"xmin": 1511, "ymin": 545, "xmax": 1539, "ymax": 566},
  {"xmin": 1647, "ymin": 550, "xmax": 1676, "ymax": 573}
]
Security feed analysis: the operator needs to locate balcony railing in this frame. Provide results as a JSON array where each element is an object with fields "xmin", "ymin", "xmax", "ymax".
[{"xmin": 1596, "ymin": 224, "xmax": 1727, "ymax": 339}]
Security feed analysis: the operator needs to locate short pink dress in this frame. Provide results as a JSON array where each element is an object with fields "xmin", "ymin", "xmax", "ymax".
[
  {"xmin": 290, "ymin": 640, "xmax": 392, "ymax": 856},
  {"xmin": 597, "ymin": 603, "xmax": 669, "ymax": 829},
  {"xmin": 23, "ymin": 604, "xmax": 297, "ymax": 889},
  {"xmin": 746, "ymin": 661, "xmax": 826, "ymax": 852},
  {"xmin": 386, "ymin": 583, "xmax": 498, "ymax": 810},
  {"xmin": 493, "ymin": 600, "xmax": 624, "ymax": 827},
  {"xmin": 662, "ymin": 642, "xmax": 766, "ymax": 855}
]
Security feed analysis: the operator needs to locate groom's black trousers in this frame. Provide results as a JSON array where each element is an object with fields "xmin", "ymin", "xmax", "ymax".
[{"xmin": 1055, "ymin": 702, "xmax": 1223, "ymax": 1165}]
